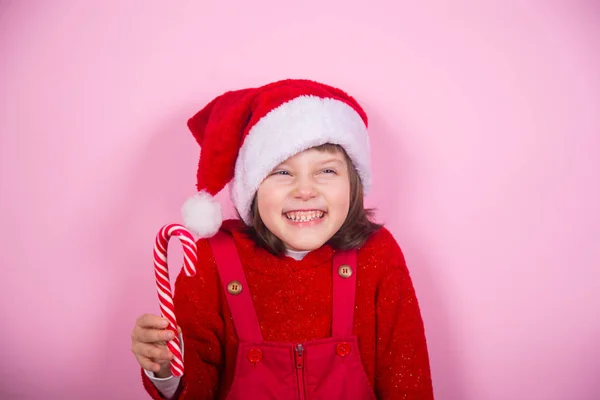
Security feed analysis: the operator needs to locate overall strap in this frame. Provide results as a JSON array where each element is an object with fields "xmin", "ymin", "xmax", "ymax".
[
  {"xmin": 208, "ymin": 231, "xmax": 263, "ymax": 343},
  {"xmin": 332, "ymin": 249, "xmax": 358, "ymax": 337}
]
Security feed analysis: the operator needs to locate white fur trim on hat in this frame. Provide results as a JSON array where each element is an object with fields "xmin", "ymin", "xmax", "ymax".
[
  {"xmin": 230, "ymin": 95, "xmax": 371, "ymax": 226},
  {"xmin": 181, "ymin": 190, "xmax": 223, "ymax": 237}
]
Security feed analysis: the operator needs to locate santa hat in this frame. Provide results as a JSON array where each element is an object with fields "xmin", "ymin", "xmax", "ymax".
[{"xmin": 181, "ymin": 78, "xmax": 372, "ymax": 238}]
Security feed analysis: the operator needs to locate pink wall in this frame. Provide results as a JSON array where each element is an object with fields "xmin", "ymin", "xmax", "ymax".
[{"xmin": 1, "ymin": 1, "xmax": 598, "ymax": 399}]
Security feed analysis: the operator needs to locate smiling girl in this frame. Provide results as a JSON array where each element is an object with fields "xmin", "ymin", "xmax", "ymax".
[{"xmin": 131, "ymin": 79, "xmax": 434, "ymax": 399}]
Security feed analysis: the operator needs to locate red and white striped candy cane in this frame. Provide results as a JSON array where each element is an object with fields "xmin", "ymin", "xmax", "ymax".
[{"xmin": 153, "ymin": 223, "xmax": 197, "ymax": 377}]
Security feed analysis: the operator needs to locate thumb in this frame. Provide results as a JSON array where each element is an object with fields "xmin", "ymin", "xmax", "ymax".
[{"xmin": 178, "ymin": 326, "xmax": 182, "ymax": 335}]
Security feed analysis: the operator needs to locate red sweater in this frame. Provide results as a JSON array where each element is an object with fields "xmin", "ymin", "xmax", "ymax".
[{"xmin": 142, "ymin": 219, "xmax": 434, "ymax": 399}]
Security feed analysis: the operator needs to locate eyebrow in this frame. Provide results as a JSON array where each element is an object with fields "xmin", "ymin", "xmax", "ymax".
[
  {"xmin": 275, "ymin": 156, "xmax": 345, "ymax": 170},
  {"xmin": 317, "ymin": 157, "xmax": 345, "ymax": 165}
]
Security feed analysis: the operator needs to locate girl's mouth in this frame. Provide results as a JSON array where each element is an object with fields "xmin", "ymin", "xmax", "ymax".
[{"xmin": 283, "ymin": 210, "xmax": 325, "ymax": 223}]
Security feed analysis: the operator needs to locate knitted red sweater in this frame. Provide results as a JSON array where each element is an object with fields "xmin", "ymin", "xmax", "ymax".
[{"xmin": 141, "ymin": 219, "xmax": 434, "ymax": 399}]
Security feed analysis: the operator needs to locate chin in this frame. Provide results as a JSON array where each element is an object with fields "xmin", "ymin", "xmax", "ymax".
[{"xmin": 283, "ymin": 237, "xmax": 327, "ymax": 252}]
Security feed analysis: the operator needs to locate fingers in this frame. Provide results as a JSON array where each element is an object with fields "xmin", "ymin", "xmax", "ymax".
[
  {"xmin": 136, "ymin": 313, "xmax": 169, "ymax": 330},
  {"xmin": 134, "ymin": 342, "xmax": 174, "ymax": 362},
  {"xmin": 135, "ymin": 354, "xmax": 167, "ymax": 373},
  {"xmin": 131, "ymin": 313, "xmax": 181, "ymax": 373},
  {"xmin": 132, "ymin": 342, "xmax": 174, "ymax": 372},
  {"xmin": 132, "ymin": 314, "xmax": 177, "ymax": 343},
  {"xmin": 133, "ymin": 326, "xmax": 176, "ymax": 344}
]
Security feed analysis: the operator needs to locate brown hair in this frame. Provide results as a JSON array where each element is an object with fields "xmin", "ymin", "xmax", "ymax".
[{"xmin": 240, "ymin": 143, "xmax": 383, "ymax": 256}]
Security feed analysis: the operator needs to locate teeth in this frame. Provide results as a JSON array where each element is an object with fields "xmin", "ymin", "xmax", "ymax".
[{"xmin": 285, "ymin": 210, "xmax": 324, "ymax": 222}]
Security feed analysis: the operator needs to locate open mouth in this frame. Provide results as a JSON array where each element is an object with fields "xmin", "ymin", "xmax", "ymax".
[{"xmin": 283, "ymin": 210, "xmax": 325, "ymax": 223}]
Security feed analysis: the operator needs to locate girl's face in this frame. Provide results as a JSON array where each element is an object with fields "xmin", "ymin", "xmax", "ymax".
[{"xmin": 256, "ymin": 147, "xmax": 351, "ymax": 251}]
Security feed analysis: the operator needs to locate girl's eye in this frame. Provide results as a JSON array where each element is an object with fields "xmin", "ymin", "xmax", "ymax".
[
  {"xmin": 273, "ymin": 170, "xmax": 291, "ymax": 176},
  {"xmin": 322, "ymin": 169, "xmax": 337, "ymax": 174}
]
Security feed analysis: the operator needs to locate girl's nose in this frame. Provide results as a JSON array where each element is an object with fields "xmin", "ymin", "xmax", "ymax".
[{"xmin": 293, "ymin": 179, "xmax": 318, "ymax": 200}]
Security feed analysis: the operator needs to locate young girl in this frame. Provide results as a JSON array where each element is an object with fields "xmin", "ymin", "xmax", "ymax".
[{"xmin": 131, "ymin": 79, "xmax": 434, "ymax": 399}]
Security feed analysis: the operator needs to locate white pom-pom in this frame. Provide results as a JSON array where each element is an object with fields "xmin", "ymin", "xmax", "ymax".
[{"xmin": 181, "ymin": 191, "xmax": 223, "ymax": 238}]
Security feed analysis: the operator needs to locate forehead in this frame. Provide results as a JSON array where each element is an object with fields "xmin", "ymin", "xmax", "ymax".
[{"xmin": 281, "ymin": 146, "xmax": 346, "ymax": 164}]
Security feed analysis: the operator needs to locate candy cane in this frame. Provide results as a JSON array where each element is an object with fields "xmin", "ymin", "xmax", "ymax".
[{"xmin": 153, "ymin": 223, "xmax": 197, "ymax": 377}]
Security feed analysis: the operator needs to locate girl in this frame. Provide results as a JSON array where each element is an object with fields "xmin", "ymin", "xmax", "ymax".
[{"xmin": 131, "ymin": 79, "xmax": 434, "ymax": 399}]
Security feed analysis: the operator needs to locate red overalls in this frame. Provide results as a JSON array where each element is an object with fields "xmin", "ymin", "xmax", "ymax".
[{"xmin": 209, "ymin": 231, "xmax": 377, "ymax": 400}]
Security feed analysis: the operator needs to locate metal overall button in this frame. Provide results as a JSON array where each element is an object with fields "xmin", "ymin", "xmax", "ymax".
[
  {"xmin": 227, "ymin": 280, "xmax": 243, "ymax": 295},
  {"xmin": 338, "ymin": 264, "xmax": 353, "ymax": 279}
]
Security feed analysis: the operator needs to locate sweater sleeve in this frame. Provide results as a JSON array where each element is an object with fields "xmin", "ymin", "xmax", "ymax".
[
  {"xmin": 141, "ymin": 238, "xmax": 226, "ymax": 400},
  {"xmin": 374, "ymin": 236, "xmax": 434, "ymax": 399},
  {"xmin": 143, "ymin": 368, "xmax": 181, "ymax": 399}
]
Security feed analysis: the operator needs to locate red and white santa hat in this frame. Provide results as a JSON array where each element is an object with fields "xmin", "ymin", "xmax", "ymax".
[{"xmin": 181, "ymin": 78, "xmax": 372, "ymax": 238}]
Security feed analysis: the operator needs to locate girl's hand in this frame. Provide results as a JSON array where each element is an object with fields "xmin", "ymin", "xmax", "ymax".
[{"xmin": 131, "ymin": 313, "xmax": 180, "ymax": 378}]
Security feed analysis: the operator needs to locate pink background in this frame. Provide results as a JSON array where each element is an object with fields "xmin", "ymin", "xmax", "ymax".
[{"xmin": 1, "ymin": 1, "xmax": 599, "ymax": 399}]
